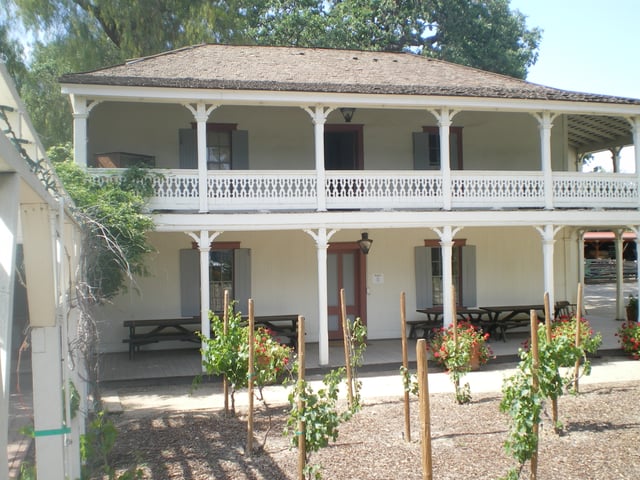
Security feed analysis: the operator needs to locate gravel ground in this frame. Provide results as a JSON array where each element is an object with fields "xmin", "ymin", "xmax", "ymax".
[{"xmin": 102, "ymin": 380, "xmax": 640, "ymax": 480}]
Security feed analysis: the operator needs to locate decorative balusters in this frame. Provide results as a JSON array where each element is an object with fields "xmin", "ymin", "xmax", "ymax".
[{"xmin": 88, "ymin": 168, "xmax": 638, "ymax": 211}]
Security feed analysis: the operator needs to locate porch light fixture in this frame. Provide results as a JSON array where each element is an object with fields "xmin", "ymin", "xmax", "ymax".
[
  {"xmin": 357, "ymin": 232, "xmax": 373, "ymax": 255},
  {"xmin": 340, "ymin": 107, "xmax": 356, "ymax": 123}
]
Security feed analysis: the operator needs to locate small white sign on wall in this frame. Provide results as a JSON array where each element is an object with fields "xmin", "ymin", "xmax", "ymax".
[{"xmin": 372, "ymin": 273, "xmax": 384, "ymax": 284}]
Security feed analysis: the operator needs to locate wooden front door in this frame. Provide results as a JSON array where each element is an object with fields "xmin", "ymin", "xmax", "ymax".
[{"xmin": 327, "ymin": 244, "xmax": 366, "ymax": 340}]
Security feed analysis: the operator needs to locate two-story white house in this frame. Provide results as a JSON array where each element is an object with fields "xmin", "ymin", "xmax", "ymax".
[{"xmin": 59, "ymin": 44, "xmax": 640, "ymax": 365}]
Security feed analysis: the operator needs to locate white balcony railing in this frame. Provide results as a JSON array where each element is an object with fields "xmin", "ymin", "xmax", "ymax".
[{"xmin": 89, "ymin": 168, "xmax": 639, "ymax": 212}]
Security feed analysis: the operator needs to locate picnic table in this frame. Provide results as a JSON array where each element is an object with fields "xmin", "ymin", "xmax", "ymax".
[
  {"xmin": 409, "ymin": 307, "xmax": 489, "ymax": 339},
  {"xmin": 123, "ymin": 314, "xmax": 299, "ymax": 359},
  {"xmin": 479, "ymin": 302, "xmax": 573, "ymax": 341},
  {"xmin": 479, "ymin": 305, "xmax": 545, "ymax": 341},
  {"xmin": 123, "ymin": 317, "xmax": 200, "ymax": 359}
]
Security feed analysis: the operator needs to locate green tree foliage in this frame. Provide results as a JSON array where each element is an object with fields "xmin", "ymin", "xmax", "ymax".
[
  {"xmin": 8, "ymin": 0, "xmax": 541, "ymax": 146},
  {"xmin": 249, "ymin": 0, "xmax": 541, "ymax": 78},
  {"xmin": 7, "ymin": 0, "xmax": 253, "ymax": 58},
  {"xmin": 51, "ymin": 144, "xmax": 156, "ymax": 301},
  {"xmin": 0, "ymin": 19, "xmax": 27, "ymax": 89}
]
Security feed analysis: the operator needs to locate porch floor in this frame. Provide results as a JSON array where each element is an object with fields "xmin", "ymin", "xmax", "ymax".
[{"xmin": 98, "ymin": 282, "xmax": 632, "ymax": 384}]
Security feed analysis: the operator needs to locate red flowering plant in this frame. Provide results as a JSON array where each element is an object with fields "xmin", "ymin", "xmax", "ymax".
[
  {"xmin": 428, "ymin": 321, "xmax": 493, "ymax": 404},
  {"xmin": 549, "ymin": 315, "xmax": 602, "ymax": 365},
  {"xmin": 617, "ymin": 320, "xmax": 640, "ymax": 359},
  {"xmin": 197, "ymin": 304, "xmax": 295, "ymax": 412}
]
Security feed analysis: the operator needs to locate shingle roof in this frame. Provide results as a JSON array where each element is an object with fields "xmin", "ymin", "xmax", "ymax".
[{"xmin": 60, "ymin": 44, "xmax": 640, "ymax": 105}]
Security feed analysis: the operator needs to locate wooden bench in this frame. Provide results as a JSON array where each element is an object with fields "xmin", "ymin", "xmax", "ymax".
[
  {"xmin": 249, "ymin": 314, "xmax": 299, "ymax": 349},
  {"xmin": 123, "ymin": 314, "xmax": 299, "ymax": 359},
  {"xmin": 123, "ymin": 317, "xmax": 201, "ymax": 359},
  {"xmin": 410, "ymin": 308, "xmax": 490, "ymax": 340}
]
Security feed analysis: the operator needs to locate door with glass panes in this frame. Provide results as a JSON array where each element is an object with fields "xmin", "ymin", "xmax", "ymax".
[{"xmin": 327, "ymin": 244, "xmax": 366, "ymax": 340}]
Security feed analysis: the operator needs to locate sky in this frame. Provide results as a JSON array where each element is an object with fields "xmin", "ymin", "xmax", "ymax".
[{"xmin": 509, "ymin": 0, "xmax": 640, "ymax": 172}]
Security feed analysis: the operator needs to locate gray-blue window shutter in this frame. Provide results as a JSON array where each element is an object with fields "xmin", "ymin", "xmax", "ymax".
[
  {"xmin": 232, "ymin": 130, "xmax": 249, "ymax": 169},
  {"xmin": 179, "ymin": 128, "xmax": 197, "ymax": 169},
  {"xmin": 412, "ymin": 132, "xmax": 429, "ymax": 170},
  {"xmin": 461, "ymin": 245, "xmax": 477, "ymax": 307},
  {"xmin": 414, "ymin": 246, "xmax": 433, "ymax": 309},
  {"xmin": 450, "ymin": 130, "xmax": 460, "ymax": 169},
  {"xmin": 179, "ymin": 248, "xmax": 200, "ymax": 317},
  {"xmin": 234, "ymin": 248, "xmax": 251, "ymax": 312}
]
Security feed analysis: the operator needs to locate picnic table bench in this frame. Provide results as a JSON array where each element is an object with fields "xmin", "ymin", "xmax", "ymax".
[
  {"xmin": 479, "ymin": 302, "xmax": 573, "ymax": 341},
  {"xmin": 123, "ymin": 317, "xmax": 201, "ymax": 359},
  {"xmin": 123, "ymin": 314, "xmax": 299, "ymax": 359},
  {"xmin": 409, "ymin": 302, "xmax": 574, "ymax": 342},
  {"xmin": 409, "ymin": 307, "xmax": 489, "ymax": 339}
]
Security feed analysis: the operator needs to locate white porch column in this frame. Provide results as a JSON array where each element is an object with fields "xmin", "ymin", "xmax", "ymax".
[
  {"xmin": 0, "ymin": 173, "xmax": 19, "ymax": 480},
  {"xmin": 535, "ymin": 224, "xmax": 562, "ymax": 312},
  {"xmin": 434, "ymin": 226, "xmax": 462, "ymax": 328},
  {"xmin": 21, "ymin": 203, "xmax": 66, "ymax": 479},
  {"xmin": 615, "ymin": 229, "xmax": 626, "ymax": 321},
  {"xmin": 433, "ymin": 109, "xmax": 457, "ymax": 211},
  {"xmin": 305, "ymin": 228, "xmax": 338, "ymax": 365},
  {"xmin": 31, "ymin": 326, "xmax": 66, "ymax": 480},
  {"xmin": 577, "ymin": 229, "xmax": 586, "ymax": 291},
  {"xmin": 629, "ymin": 117, "xmax": 640, "ymax": 208},
  {"xmin": 633, "ymin": 226, "xmax": 640, "ymax": 320},
  {"xmin": 70, "ymin": 95, "xmax": 100, "ymax": 167},
  {"xmin": 534, "ymin": 112, "xmax": 557, "ymax": 210},
  {"xmin": 187, "ymin": 230, "xmax": 222, "ymax": 362},
  {"xmin": 184, "ymin": 103, "xmax": 219, "ymax": 213},
  {"xmin": 303, "ymin": 107, "xmax": 334, "ymax": 212}
]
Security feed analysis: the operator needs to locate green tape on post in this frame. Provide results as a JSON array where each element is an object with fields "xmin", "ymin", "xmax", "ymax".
[{"xmin": 34, "ymin": 426, "xmax": 71, "ymax": 437}]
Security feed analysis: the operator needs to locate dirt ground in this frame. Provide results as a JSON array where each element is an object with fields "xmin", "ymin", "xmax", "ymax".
[{"xmin": 102, "ymin": 380, "xmax": 640, "ymax": 480}]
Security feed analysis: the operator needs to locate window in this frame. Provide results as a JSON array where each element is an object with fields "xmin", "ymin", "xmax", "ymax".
[
  {"xmin": 203, "ymin": 124, "xmax": 237, "ymax": 170},
  {"xmin": 414, "ymin": 242, "xmax": 476, "ymax": 308},
  {"xmin": 179, "ymin": 123, "xmax": 248, "ymax": 170},
  {"xmin": 179, "ymin": 245, "xmax": 251, "ymax": 317},
  {"xmin": 412, "ymin": 126, "xmax": 463, "ymax": 170},
  {"xmin": 429, "ymin": 246, "xmax": 461, "ymax": 306},
  {"xmin": 209, "ymin": 249, "xmax": 233, "ymax": 311},
  {"xmin": 207, "ymin": 131, "xmax": 232, "ymax": 170}
]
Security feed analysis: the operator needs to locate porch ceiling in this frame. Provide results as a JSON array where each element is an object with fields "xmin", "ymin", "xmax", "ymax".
[{"xmin": 567, "ymin": 114, "xmax": 633, "ymax": 153}]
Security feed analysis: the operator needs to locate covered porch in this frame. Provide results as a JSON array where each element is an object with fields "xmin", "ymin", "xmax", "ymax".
[{"xmin": 97, "ymin": 282, "xmax": 633, "ymax": 383}]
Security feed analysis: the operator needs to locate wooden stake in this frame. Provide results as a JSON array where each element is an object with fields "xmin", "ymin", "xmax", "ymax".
[
  {"xmin": 530, "ymin": 309, "xmax": 540, "ymax": 480},
  {"xmin": 297, "ymin": 316, "xmax": 306, "ymax": 480},
  {"xmin": 246, "ymin": 299, "xmax": 255, "ymax": 456},
  {"xmin": 543, "ymin": 292, "xmax": 558, "ymax": 431},
  {"xmin": 417, "ymin": 339, "xmax": 433, "ymax": 480},
  {"xmin": 223, "ymin": 289, "xmax": 229, "ymax": 415},
  {"xmin": 451, "ymin": 285, "xmax": 459, "ymax": 394},
  {"xmin": 400, "ymin": 291, "xmax": 411, "ymax": 442},
  {"xmin": 340, "ymin": 288, "xmax": 354, "ymax": 409},
  {"xmin": 452, "ymin": 284, "xmax": 458, "ymax": 345},
  {"xmin": 573, "ymin": 283, "xmax": 583, "ymax": 393}
]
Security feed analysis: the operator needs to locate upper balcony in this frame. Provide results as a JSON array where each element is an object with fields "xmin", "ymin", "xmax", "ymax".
[
  {"xmin": 74, "ymin": 87, "xmax": 639, "ymax": 215},
  {"xmin": 90, "ymin": 168, "xmax": 638, "ymax": 212}
]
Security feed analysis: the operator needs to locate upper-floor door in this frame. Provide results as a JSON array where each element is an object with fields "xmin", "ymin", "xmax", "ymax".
[{"xmin": 324, "ymin": 124, "xmax": 364, "ymax": 170}]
